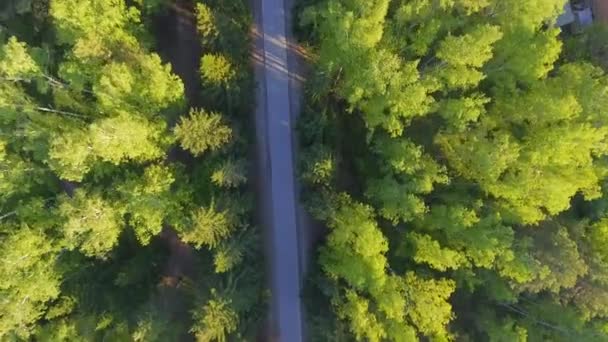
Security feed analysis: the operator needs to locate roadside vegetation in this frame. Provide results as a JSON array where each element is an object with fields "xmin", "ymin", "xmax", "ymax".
[
  {"xmin": 0, "ymin": 0, "xmax": 262, "ymax": 340},
  {"xmin": 298, "ymin": 0, "xmax": 608, "ymax": 340}
]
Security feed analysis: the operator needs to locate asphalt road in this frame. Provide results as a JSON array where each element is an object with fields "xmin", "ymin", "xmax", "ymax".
[{"xmin": 251, "ymin": 0, "xmax": 306, "ymax": 340}]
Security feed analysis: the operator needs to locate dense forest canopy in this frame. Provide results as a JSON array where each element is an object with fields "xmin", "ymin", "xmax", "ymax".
[
  {"xmin": 0, "ymin": 0, "xmax": 262, "ymax": 340},
  {"xmin": 4, "ymin": 0, "xmax": 608, "ymax": 341},
  {"xmin": 298, "ymin": 0, "xmax": 608, "ymax": 340}
]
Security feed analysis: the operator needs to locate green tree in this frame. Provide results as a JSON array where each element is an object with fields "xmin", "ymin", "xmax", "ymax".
[
  {"xmin": 211, "ymin": 159, "xmax": 247, "ymax": 188},
  {"xmin": 116, "ymin": 164, "xmax": 179, "ymax": 244},
  {"xmin": 94, "ymin": 56, "xmax": 184, "ymax": 115},
  {"xmin": 174, "ymin": 108, "xmax": 232, "ymax": 156},
  {"xmin": 438, "ymin": 63, "xmax": 608, "ymax": 223},
  {"xmin": 200, "ymin": 54, "xmax": 235, "ymax": 87},
  {"xmin": 318, "ymin": 193, "xmax": 388, "ymax": 291},
  {"xmin": 434, "ymin": 24, "xmax": 503, "ymax": 90},
  {"xmin": 0, "ymin": 228, "xmax": 61, "ymax": 339},
  {"xmin": 48, "ymin": 114, "xmax": 168, "ymax": 181},
  {"xmin": 403, "ymin": 272, "xmax": 455, "ymax": 340},
  {"xmin": 0, "ymin": 36, "xmax": 40, "ymax": 79},
  {"xmin": 190, "ymin": 292, "xmax": 238, "ymax": 342},
  {"xmin": 179, "ymin": 205, "xmax": 232, "ymax": 249},
  {"xmin": 50, "ymin": 0, "xmax": 140, "ymax": 46},
  {"xmin": 196, "ymin": 3, "xmax": 219, "ymax": 43},
  {"xmin": 88, "ymin": 114, "xmax": 167, "ymax": 164},
  {"xmin": 365, "ymin": 136, "xmax": 448, "ymax": 223},
  {"xmin": 334, "ymin": 290, "xmax": 388, "ymax": 342},
  {"xmin": 58, "ymin": 189, "xmax": 123, "ymax": 258}
]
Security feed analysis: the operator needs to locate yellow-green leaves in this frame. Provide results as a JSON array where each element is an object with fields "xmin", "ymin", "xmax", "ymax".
[
  {"xmin": 211, "ymin": 159, "xmax": 247, "ymax": 188},
  {"xmin": 0, "ymin": 37, "xmax": 39, "ymax": 79},
  {"xmin": 200, "ymin": 54, "xmax": 235, "ymax": 87},
  {"xmin": 94, "ymin": 55, "xmax": 184, "ymax": 115},
  {"xmin": 89, "ymin": 114, "xmax": 166, "ymax": 164},
  {"xmin": 49, "ymin": 114, "xmax": 167, "ymax": 181},
  {"xmin": 59, "ymin": 190, "xmax": 123, "ymax": 258},
  {"xmin": 174, "ymin": 108, "xmax": 232, "ymax": 156},
  {"xmin": 196, "ymin": 3, "xmax": 218, "ymax": 41},
  {"xmin": 319, "ymin": 193, "xmax": 388, "ymax": 291},
  {"xmin": 301, "ymin": 0, "xmax": 608, "ymax": 340},
  {"xmin": 366, "ymin": 137, "xmax": 448, "ymax": 223},
  {"xmin": 437, "ymin": 25, "xmax": 502, "ymax": 66},
  {"xmin": 403, "ymin": 272, "xmax": 455, "ymax": 339},
  {"xmin": 408, "ymin": 232, "xmax": 465, "ymax": 271},
  {"xmin": 190, "ymin": 293, "xmax": 238, "ymax": 342},
  {"xmin": 0, "ymin": 228, "xmax": 61, "ymax": 339},
  {"xmin": 180, "ymin": 205, "xmax": 232, "ymax": 249},
  {"xmin": 492, "ymin": 0, "xmax": 566, "ymax": 31},
  {"xmin": 48, "ymin": 129, "xmax": 94, "ymax": 181},
  {"xmin": 439, "ymin": 93, "xmax": 490, "ymax": 130},
  {"xmin": 116, "ymin": 164, "xmax": 177, "ymax": 244},
  {"xmin": 336, "ymin": 291, "xmax": 387, "ymax": 342},
  {"xmin": 439, "ymin": 63, "xmax": 608, "ymax": 223},
  {"xmin": 316, "ymin": 192, "xmax": 456, "ymax": 340},
  {"xmin": 50, "ymin": 0, "xmax": 140, "ymax": 46},
  {"xmin": 435, "ymin": 24, "xmax": 503, "ymax": 89}
]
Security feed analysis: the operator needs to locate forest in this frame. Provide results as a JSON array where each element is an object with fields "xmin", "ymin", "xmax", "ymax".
[
  {"xmin": 0, "ymin": 0, "xmax": 263, "ymax": 340},
  {"xmin": 4, "ymin": 0, "xmax": 608, "ymax": 341},
  {"xmin": 297, "ymin": 0, "xmax": 608, "ymax": 341}
]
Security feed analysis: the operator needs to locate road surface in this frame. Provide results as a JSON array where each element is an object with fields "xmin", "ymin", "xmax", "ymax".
[{"xmin": 251, "ymin": 0, "xmax": 309, "ymax": 340}]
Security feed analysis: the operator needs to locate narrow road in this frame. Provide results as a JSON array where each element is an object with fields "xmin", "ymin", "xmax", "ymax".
[{"xmin": 251, "ymin": 0, "xmax": 307, "ymax": 340}]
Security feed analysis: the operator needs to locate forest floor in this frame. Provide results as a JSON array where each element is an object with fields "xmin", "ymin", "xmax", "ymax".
[{"xmin": 151, "ymin": 0, "xmax": 199, "ymax": 336}]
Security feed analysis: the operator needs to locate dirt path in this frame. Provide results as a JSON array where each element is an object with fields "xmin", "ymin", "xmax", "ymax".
[
  {"xmin": 153, "ymin": 0, "xmax": 200, "ymax": 278},
  {"xmin": 154, "ymin": 0, "xmax": 202, "ymax": 109},
  {"xmin": 151, "ymin": 0, "xmax": 200, "ymax": 322}
]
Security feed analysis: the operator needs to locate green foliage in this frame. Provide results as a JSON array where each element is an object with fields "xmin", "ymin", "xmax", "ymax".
[
  {"xmin": 200, "ymin": 53, "xmax": 235, "ymax": 86},
  {"xmin": 300, "ymin": 144, "xmax": 336, "ymax": 186},
  {"xmin": 335, "ymin": 290, "xmax": 389, "ymax": 342},
  {"xmin": 196, "ymin": 3, "xmax": 218, "ymax": 42},
  {"xmin": 180, "ymin": 205, "xmax": 232, "ymax": 249},
  {"xmin": 94, "ymin": 56, "xmax": 184, "ymax": 115},
  {"xmin": 564, "ymin": 23, "xmax": 608, "ymax": 71},
  {"xmin": 0, "ymin": 228, "xmax": 61, "ymax": 339},
  {"xmin": 131, "ymin": 307, "xmax": 180, "ymax": 342},
  {"xmin": 132, "ymin": 0, "xmax": 168, "ymax": 14},
  {"xmin": 475, "ymin": 309, "xmax": 528, "ymax": 342},
  {"xmin": 365, "ymin": 136, "xmax": 448, "ymax": 223},
  {"xmin": 211, "ymin": 158, "xmax": 247, "ymax": 188},
  {"xmin": 0, "ymin": 36, "xmax": 39, "ymax": 78},
  {"xmin": 0, "ymin": 0, "xmax": 260, "ymax": 339},
  {"xmin": 408, "ymin": 232, "xmax": 466, "ymax": 271},
  {"xmin": 174, "ymin": 108, "xmax": 232, "ymax": 156},
  {"xmin": 439, "ymin": 63, "xmax": 608, "ymax": 223},
  {"xmin": 313, "ymin": 192, "xmax": 456, "ymax": 340},
  {"xmin": 213, "ymin": 241, "xmax": 244, "ymax": 273},
  {"xmin": 318, "ymin": 193, "xmax": 388, "ymax": 291},
  {"xmin": 0, "ymin": 0, "xmax": 32, "ymax": 20},
  {"xmin": 116, "ymin": 164, "xmax": 178, "ymax": 244},
  {"xmin": 402, "ymin": 272, "xmax": 455, "ymax": 339},
  {"xmin": 50, "ymin": 0, "xmax": 140, "ymax": 46},
  {"xmin": 59, "ymin": 189, "xmax": 123, "ymax": 258},
  {"xmin": 435, "ymin": 24, "xmax": 503, "ymax": 89},
  {"xmin": 299, "ymin": 0, "xmax": 608, "ymax": 340},
  {"xmin": 48, "ymin": 114, "xmax": 168, "ymax": 181},
  {"xmin": 190, "ymin": 292, "xmax": 238, "ymax": 342}
]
